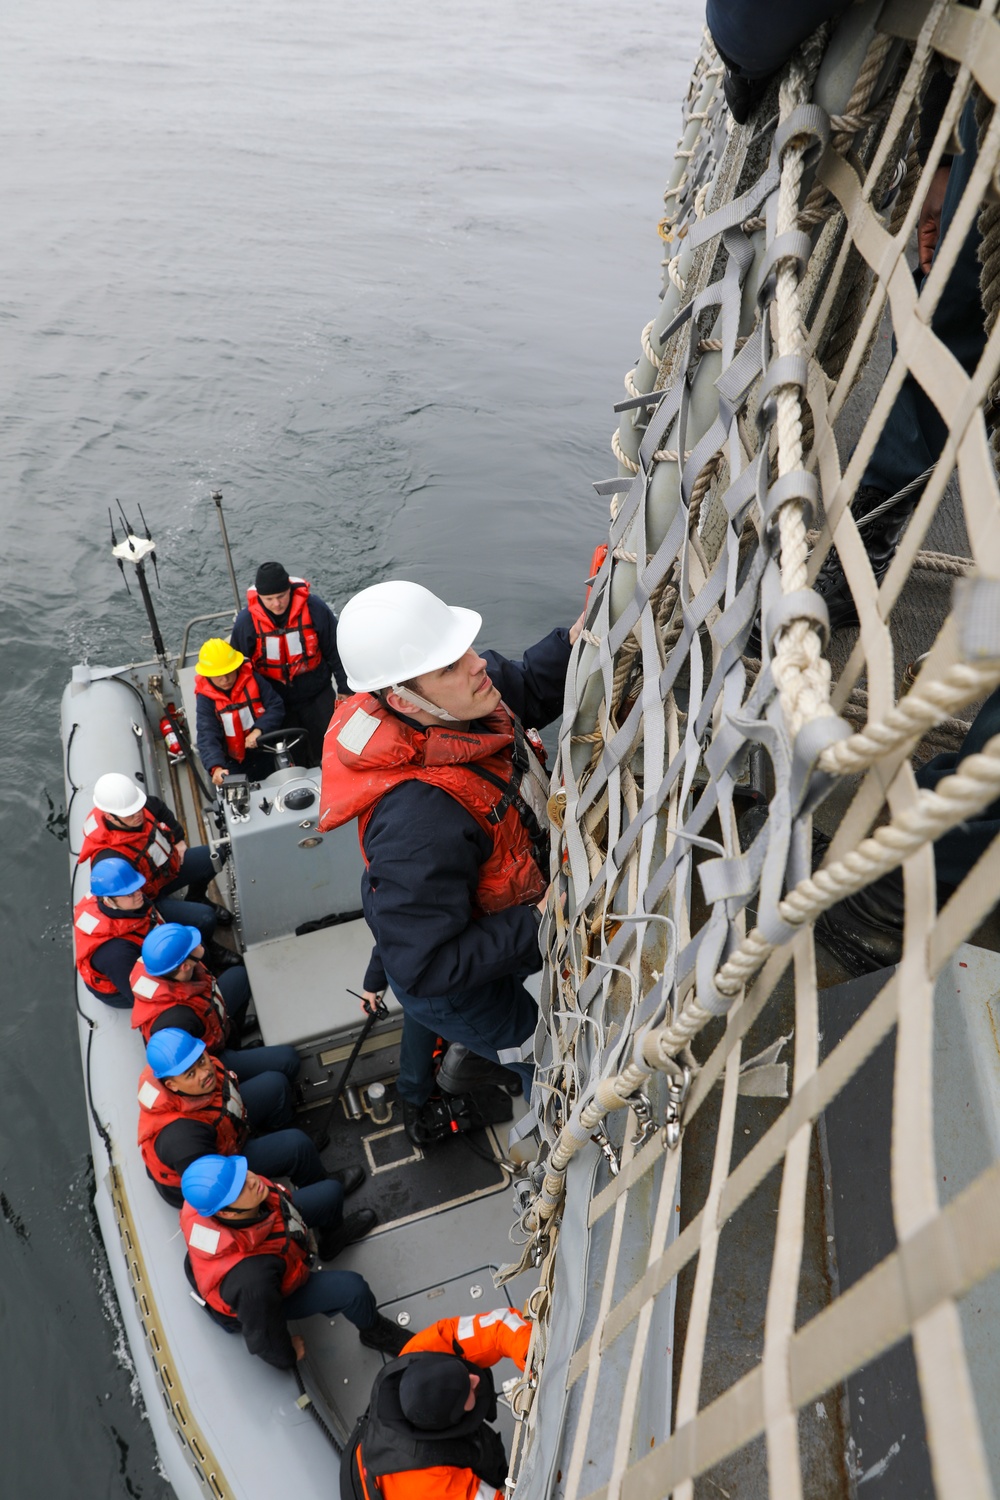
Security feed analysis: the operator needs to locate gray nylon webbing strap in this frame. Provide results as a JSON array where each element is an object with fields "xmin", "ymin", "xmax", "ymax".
[{"xmin": 508, "ymin": 8, "xmax": 1000, "ymax": 1498}]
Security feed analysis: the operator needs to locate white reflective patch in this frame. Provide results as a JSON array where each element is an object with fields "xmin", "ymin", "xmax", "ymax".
[
  {"xmin": 502, "ymin": 1310, "xmax": 526, "ymax": 1331},
  {"xmin": 238, "ymin": 705, "xmax": 254, "ymax": 730},
  {"xmin": 337, "ymin": 708, "xmax": 381, "ymax": 757},
  {"xmin": 132, "ymin": 975, "xmax": 160, "ymax": 999},
  {"xmin": 75, "ymin": 909, "xmax": 100, "ymax": 934},
  {"xmin": 137, "ymin": 1080, "xmax": 161, "ymax": 1108},
  {"xmin": 148, "ymin": 843, "xmax": 167, "ymax": 866},
  {"xmin": 286, "ymin": 630, "xmax": 302, "ymax": 656},
  {"xmin": 83, "ymin": 814, "xmax": 98, "ymax": 835},
  {"xmin": 221, "ymin": 711, "xmax": 236, "ymax": 737},
  {"xmin": 457, "ymin": 1315, "xmax": 476, "ymax": 1341},
  {"xmin": 265, "ymin": 637, "xmax": 282, "ymax": 661},
  {"xmin": 479, "ymin": 1308, "xmax": 505, "ymax": 1327},
  {"xmin": 474, "ymin": 1482, "xmax": 496, "ymax": 1500},
  {"xmin": 188, "ymin": 1223, "xmax": 222, "ymax": 1254}
]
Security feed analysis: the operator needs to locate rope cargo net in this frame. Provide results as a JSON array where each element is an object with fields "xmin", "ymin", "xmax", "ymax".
[{"xmin": 502, "ymin": 2, "xmax": 1000, "ymax": 1496}]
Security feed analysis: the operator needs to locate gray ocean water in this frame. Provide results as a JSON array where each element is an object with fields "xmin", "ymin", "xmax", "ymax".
[{"xmin": 0, "ymin": 3, "xmax": 701, "ymax": 1491}]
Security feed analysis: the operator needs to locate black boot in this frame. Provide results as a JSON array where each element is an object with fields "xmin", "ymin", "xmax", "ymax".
[
  {"xmin": 812, "ymin": 484, "xmax": 919, "ymax": 632},
  {"xmin": 815, "ymin": 869, "xmax": 906, "ymax": 976},
  {"xmin": 436, "ymin": 1043, "xmax": 522, "ymax": 1097},
  {"xmin": 318, "ymin": 1208, "xmax": 378, "ymax": 1261},
  {"xmin": 205, "ymin": 939, "xmax": 243, "ymax": 974},
  {"xmin": 358, "ymin": 1313, "xmax": 409, "ymax": 1357},
  {"xmin": 401, "ymin": 1097, "xmax": 451, "ymax": 1147}
]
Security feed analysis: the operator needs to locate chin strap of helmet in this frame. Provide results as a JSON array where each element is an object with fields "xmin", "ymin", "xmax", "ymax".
[{"xmin": 388, "ymin": 683, "xmax": 461, "ymax": 723}]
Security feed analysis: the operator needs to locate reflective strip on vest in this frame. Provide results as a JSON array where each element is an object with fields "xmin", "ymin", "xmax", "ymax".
[
  {"xmin": 137, "ymin": 1080, "xmax": 160, "ymax": 1108},
  {"xmin": 338, "ymin": 708, "xmax": 381, "ymax": 756},
  {"xmin": 83, "ymin": 813, "xmax": 98, "ymax": 836},
  {"xmin": 221, "ymin": 706, "xmax": 255, "ymax": 739},
  {"xmin": 147, "ymin": 829, "xmax": 172, "ymax": 867},
  {"xmin": 474, "ymin": 1481, "xmax": 496, "ymax": 1500},
  {"xmin": 286, "ymin": 629, "xmax": 303, "ymax": 657},
  {"xmin": 189, "ymin": 1223, "xmax": 222, "ymax": 1254},
  {"xmin": 76, "ymin": 909, "xmax": 100, "ymax": 934},
  {"xmin": 457, "ymin": 1315, "xmax": 476, "ymax": 1341},
  {"xmin": 132, "ymin": 974, "xmax": 160, "ymax": 999},
  {"xmin": 265, "ymin": 637, "xmax": 283, "ymax": 661}
]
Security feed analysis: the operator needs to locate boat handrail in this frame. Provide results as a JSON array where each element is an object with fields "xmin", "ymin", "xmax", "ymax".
[{"xmin": 179, "ymin": 609, "xmax": 239, "ymax": 667}]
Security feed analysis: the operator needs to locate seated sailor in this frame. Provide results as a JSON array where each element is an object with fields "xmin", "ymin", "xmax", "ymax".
[
  {"xmin": 230, "ymin": 560, "xmax": 349, "ymax": 766},
  {"xmin": 180, "ymin": 1155, "xmax": 406, "ymax": 1369},
  {"xmin": 79, "ymin": 771, "xmax": 230, "ymax": 934},
  {"xmin": 342, "ymin": 1305, "xmax": 531, "ymax": 1500},
  {"xmin": 74, "ymin": 858, "xmax": 163, "ymax": 1009},
  {"xmin": 193, "ymin": 638, "xmax": 285, "ymax": 787},
  {"xmin": 130, "ymin": 923, "xmax": 299, "ymax": 1082},
  {"xmin": 137, "ymin": 1029, "xmax": 363, "ymax": 1209},
  {"xmin": 319, "ymin": 579, "xmax": 581, "ymax": 1146}
]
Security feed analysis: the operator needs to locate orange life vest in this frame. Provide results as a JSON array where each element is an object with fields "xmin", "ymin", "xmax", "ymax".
[
  {"xmin": 319, "ymin": 695, "xmax": 548, "ymax": 914},
  {"xmin": 181, "ymin": 1181, "xmax": 311, "ymax": 1318},
  {"xmin": 245, "ymin": 580, "xmax": 323, "ymax": 684},
  {"xmin": 128, "ymin": 956, "xmax": 229, "ymax": 1052},
  {"xmin": 195, "ymin": 662, "xmax": 267, "ymax": 762},
  {"xmin": 78, "ymin": 806, "xmax": 182, "ymax": 895},
  {"xmin": 73, "ymin": 895, "xmax": 159, "ymax": 998},
  {"xmin": 136, "ymin": 1057, "xmax": 248, "ymax": 1190}
]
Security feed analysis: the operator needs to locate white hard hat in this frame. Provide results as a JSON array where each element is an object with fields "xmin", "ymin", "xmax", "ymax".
[
  {"xmin": 93, "ymin": 772, "xmax": 147, "ymax": 818},
  {"xmin": 338, "ymin": 581, "xmax": 482, "ymax": 693}
]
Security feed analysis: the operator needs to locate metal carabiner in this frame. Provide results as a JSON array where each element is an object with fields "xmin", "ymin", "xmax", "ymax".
[
  {"xmin": 663, "ymin": 1066, "xmax": 692, "ymax": 1151},
  {"xmin": 629, "ymin": 1092, "xmax": 658, "ymax": 1150}
]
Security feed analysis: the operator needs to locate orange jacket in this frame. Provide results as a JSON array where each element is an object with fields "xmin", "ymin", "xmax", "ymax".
[
  {"xmin": 320, "ymin": 695, "xmax": 547, "ymax": 915},
  {"xmin": 370, "ymin": 1308, "xmax": 530, "ymax": 1500}
]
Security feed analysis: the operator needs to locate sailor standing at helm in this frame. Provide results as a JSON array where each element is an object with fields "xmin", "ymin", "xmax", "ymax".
[
  {"xmin": 230, "ymin": 561, "xmax": 349, "ymax": 766},
  {"xmin": 319, "ymin": 580, "xmax": 582, "ymax": 1146},
  {"xmin": 193, "ymin": 638, "xmax": 285, "ymax": 786}
]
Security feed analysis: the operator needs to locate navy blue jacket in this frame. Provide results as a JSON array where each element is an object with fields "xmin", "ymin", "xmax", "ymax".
[
  {"xmin": 195, "ymin": 669, "xmax": 285, "ymax": 776},
  {"xmin": 231, "ymin": 589, "xmax": 349, "ymax": 704},
  {"xmin": 360, "ymin": 628, "xmax": 570, "ymax": 998}
]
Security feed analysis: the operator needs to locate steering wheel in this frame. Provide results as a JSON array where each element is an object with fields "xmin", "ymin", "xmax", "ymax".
[{"xmin": 255, "ymin": 728, "xmax": 308, "ymax": 761}]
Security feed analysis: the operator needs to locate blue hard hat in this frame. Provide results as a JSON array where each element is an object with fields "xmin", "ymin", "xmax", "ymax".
[
  {"xmin": 142, "ymin": 924, "xmax": 201, "ymax": 977},
  {"xmin": 146, "ymin": 1028, "xmax": 206, "ymax": 1080},
  {"xmin": 181, "ymin": 1154, "xmax": 248, "ymax": 1217},
  {"xmin": 90, "ymin": 857, "xmax": 146, "ymax": 898}
]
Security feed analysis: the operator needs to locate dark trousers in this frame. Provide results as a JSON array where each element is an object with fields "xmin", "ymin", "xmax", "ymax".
[
  {"xmin": 239, "ymin": 1072, "xmax": 327, "ymax": 1186},
  {"xmin": 391, "ymin": 971, "xmax": 536, "ymax": 1105},
  {"xmin": 919, "ymin": 686, "xmax": 1000, "ymax": 889},
  {"xmin": 156, "ymin": 846, "xmax": 220, "ymax": 940},
  {"xmin": 283, "ymin": 1182, "xmax": 376, "ymax": 1331},
  {"xmin": 282, "ymin": 683, "xmax": 335, "ymax": 767},
  {"xmin": 863, "ymin": 100, "xmax": 985, "ymax": 498}
]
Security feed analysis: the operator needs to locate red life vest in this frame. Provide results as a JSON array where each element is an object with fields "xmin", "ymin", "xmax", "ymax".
[
  {"xmin": 128, "ymin": 956, "xmax": 229, "ymax": 1052},
  {"xmin": 195, "ymin": 662, "xmax": 267, "ymax": 763},
  {"xmin": 78, "ymin": 806, "xmax": 182, "ymax": 896},
  {"xmin": 73, "ymin": 895, "xmax": 159, "ymax": 998},
  {"xmin": 318, "ymin": 695, "xmax": 549, "ymax": 914},
  {"xmin": 245, "ymin": 580, "xmax": 323, "ymax": 684},
  {"xmin": 181, "ymin": 1181, "xmax": 312, "ymax": 1318},
  {"xmin": 136, "ymin": 1057, "xmax": 248, "ymax": 1190}
]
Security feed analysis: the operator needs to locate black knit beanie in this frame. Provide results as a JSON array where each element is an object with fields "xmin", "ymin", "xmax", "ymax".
[{"xmin": 255, "ymin": 561, "xmax": 290, "ymax": 594}]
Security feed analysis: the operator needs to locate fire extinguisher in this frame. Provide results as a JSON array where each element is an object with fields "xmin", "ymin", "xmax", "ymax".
[{"xmin": 160, "ymin": 705, "xmax": 184, "ymax": 759}]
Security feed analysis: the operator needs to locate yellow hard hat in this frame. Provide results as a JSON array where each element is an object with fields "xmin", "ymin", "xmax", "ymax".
[{"xmin": 195, "ymin": 639, "xmax": 244, "ymax": 677}]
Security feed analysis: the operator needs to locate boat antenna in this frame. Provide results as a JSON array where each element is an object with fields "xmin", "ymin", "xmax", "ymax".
[
  {"xmin": 211, "ymin": 489, "xmax": 242, "ymax": 613},
  {"xmin": 110, "ymin": 499, "xmax": 169, "ymax": 671},
  {"xmin": 109, "ymin": 507, "xmax": 132, "ymax": 595},
  {"xmin": 137, "ymin": 501, "xmax": 161, "ymax": 589}
]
